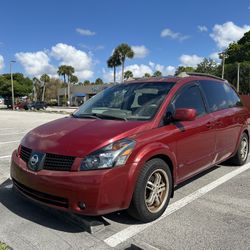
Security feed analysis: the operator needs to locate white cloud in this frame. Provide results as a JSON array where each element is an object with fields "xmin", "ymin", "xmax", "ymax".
[
  {"xmin": 15, "ymin": 43, "xmax": 94, "ymax": 80},
  {"xmin": 198, "ymin": 25, "xmax": 208, "ymax": 32},
  {"xmin": 0, "ymin": 55, "xmax": 4, "ymax": 71},
  {"xmin": 15, "ymin": 51, "xmax": 56, "ymax": 76},
  {"xmin": 103, "ymin": 62, "xmax": 175, "ymax": 82},
  {"xmin": 161, "ymin": 28, "xmax": 189, "ymax": 41},
  {"xmin": 131, "ymin": 45, "xmax": 149, "ymax": 58},
  {"xmin": 179, "ymin": 54, "xmax": 204, "ymax": 67},
  {"xmin": 209, "ymin": 52, "xmax": 220, "ymax": 63},
  {"xmin": 51, "ymin": 43, "xmax": 93, "ymax": 79},
  {"xmin": 76, "ymin": 28, "xmax": 96, "ymax": 36},
  {"xmin": 210, "ymin": 21, "xmax": 250, "ymax": 49}
]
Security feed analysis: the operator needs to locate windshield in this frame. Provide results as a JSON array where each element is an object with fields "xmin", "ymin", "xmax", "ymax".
[{"xmin": 73, "ymin": 82, "xmax": 175, "ymax": 121}]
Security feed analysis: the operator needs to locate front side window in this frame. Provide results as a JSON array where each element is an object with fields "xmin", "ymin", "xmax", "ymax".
[
  {"xmin": 167, "ymin": 85, "xmax": 206, "ymax": 117},
  {"xmin": 73, "ymin": 82, "xmax": 175, "ymax": 121}
]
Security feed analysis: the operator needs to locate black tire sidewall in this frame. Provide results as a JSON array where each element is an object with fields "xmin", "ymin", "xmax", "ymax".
[
  {"xmin": 236, "ymin": 133, "xmax": 249, "ymax": 165},
  {"xmin": 131, "ymin": 158, "xmax": 172, "ymax": 222}
]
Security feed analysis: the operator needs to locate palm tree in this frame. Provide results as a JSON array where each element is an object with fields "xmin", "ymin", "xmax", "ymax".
[
  {"xmin": 153, "ymin": 71, "xmax": 162, "ymax": 77},
  {"xmin": 107, "ymin": 51, "xmax": 121, "ymax": 84},
  {"xmin": 57, "ymin": 65, "xmax": 68, "ymax": 84},
  {"xmin": 144, "ymin": 73, "xmax": 151, "ymax": 78},
  {"xmin": 124, "ymin": 70, "xmax": 133, "ymax": 80},
  {"xmin": 40, "ymin": 74, "xmax": 50, "ymax": 101},
  {"xmin": 114, "ymin": 43, "xmax": 134, "ymax": 82},
  {"xmin": 57, "ymin": 65, "xmax": 75, "ymax": 105},
  {"xmin": 70, "ymin": 75, "xmax": 78, "ymax": 84},
  {"xmin": 32, "ymin": 77, "xmax": 40, "ymax": 101}
]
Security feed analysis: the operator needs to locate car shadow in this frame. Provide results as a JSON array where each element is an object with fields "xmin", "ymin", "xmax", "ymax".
[
  {"xmin": 0, "ymin": 179, "xmax": 85, "ymax": 233},
  {"xmin": 175, "ymin": 165, "xmax": 220, "ymax": 191}
]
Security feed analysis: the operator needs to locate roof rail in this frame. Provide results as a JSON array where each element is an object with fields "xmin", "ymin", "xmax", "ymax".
[
  {"xmin": 178, "ymin": 72, "xmax": 226, "ymax": 81},
  {"xmin": 124, "ymin": 75, "xmax": 176, "ymax": 82}
]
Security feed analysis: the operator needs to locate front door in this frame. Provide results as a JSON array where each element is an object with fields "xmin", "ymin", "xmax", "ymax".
[{"xmin": 166, "ymin": 83, "xmax": 216, "ymax": 182}]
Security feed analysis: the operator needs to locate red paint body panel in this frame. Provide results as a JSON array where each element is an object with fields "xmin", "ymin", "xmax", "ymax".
[{"xmin": 11, "ymin": 76, "xmax": 250, "ymax": 216}]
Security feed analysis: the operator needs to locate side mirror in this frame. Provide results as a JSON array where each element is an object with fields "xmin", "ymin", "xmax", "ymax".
[{"xmin": 173, "ymin": 108, "xmax": 196, "ymax": 121}]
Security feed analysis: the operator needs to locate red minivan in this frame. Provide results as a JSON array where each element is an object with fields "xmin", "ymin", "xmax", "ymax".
[{"xmin": 10, "ymin": 73, "xmax": 250, "ymax": 222}]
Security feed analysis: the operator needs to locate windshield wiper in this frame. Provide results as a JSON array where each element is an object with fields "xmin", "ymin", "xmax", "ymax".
[
  {"xmin": 72, "ymin": 113, "xmax": 127, "ymax": 121},
  {"xmin": 94, "ymin": 113, "xmax": 127, "ymax": 121},
  {"xmin": 71, "ymin": 113, "xmax": 101, "ymax": 119}
]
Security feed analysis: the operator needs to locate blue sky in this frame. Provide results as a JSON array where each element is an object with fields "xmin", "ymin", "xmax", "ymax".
[{"xmin": 0, "ymin": 0, "xmax": 250, "ymax": 82}]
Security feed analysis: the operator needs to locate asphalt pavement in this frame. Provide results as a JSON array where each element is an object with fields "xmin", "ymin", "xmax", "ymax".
[{"xmin": 0, "ymin": 110, "xmax": 249, "ymax": 250}]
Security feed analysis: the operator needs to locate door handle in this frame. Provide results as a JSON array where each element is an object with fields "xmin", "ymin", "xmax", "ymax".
[
  {"xmin": 206, "ymin": 122, "xmax": 213, "ymax": 129},
  {"xmin": 215, "ymin": 120, "xmax": 223, "ymax": 127}
]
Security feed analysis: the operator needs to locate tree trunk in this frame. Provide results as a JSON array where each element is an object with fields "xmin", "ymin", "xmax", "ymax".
[
  {"xmin": 67, "ymin": 75, "xmax": 70, "ymax": 106},
  {"xmin": 114, "ymin": 66, "xmax": 116, "ymax": 84},
  {"xmin": 33, "ymin": 83, "xmax": 37, "ymax": 101},
  {"xmin": 121, "ymin": 61, "xmax": 125, "ymax": 83},
  {"xmin": 42, "ymin": 82, "xmax": 46, "ymax": 101}
]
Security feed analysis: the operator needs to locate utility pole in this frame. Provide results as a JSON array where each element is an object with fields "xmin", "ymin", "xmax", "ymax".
[
  {"xmin": 237, "ymin": 63, "xmax": 240, "ymax": 93},
  {"xmin": 10, "ymin": 60, "xmax": 16, "ymax": 110},
  {"xmin": 218, "ymin": 52, "xmax": 228, "ymax": 79}
]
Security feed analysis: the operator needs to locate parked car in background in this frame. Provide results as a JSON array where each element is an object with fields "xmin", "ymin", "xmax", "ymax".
[
  {"xmin": 11, "ymin": 73, "xmax": 250, "ymax": 222},
  {"xmin": 27, "ymin": 101, "xmax": 47, "ymax": 110},
  {"xmin": 0, "ymin": 96, "xmax": 5, "ymax": 108},
  {"xmin": 15, "ymin": 102, "xmax": 29, "ymax": 110}
]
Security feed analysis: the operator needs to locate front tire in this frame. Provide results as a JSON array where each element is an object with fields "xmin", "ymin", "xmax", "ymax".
[
  {"xmin": 229, "ymin": 132, "xmax": 249, "ymax": 166},
  {"xmin": 128, "ymin": 158, "xmax": 172, "ymax": 222}
]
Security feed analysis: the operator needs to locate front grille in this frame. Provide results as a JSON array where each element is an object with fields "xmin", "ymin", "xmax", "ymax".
[
  {"xmin": 13, "ymin": 178, "xmax": 69, "ymax": 208},
  {"xmin": 20, "ymin": 146, "xmax": 32, "ymax": 163},
  {"xmin": 43, "ymin": 153, "xmax": 75, "ymax": 171},
  {"xmin": 20, "ymin": 145, "xmax": 75, "ymax": 171}
]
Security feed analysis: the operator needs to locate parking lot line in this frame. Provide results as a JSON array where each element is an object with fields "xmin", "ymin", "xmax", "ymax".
[
  {"xmin": 0, "ymin": 131, "xmax": 27, "ymax": 136},
  {"xmin": 104, "ymin": 163, "xmax": 250, "ymax": 248},
  {"xmin": 0, "ymin": 155, "xmax": 11, "ymax": 159},
  {"xmin": 0, "ymin": 140, "xmax": 20, "ymax": 145}
]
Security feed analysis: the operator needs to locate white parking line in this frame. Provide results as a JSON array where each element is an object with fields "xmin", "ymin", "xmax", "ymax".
[
  {"xmin": 0, "ymin": 140, "xmax": 20, "ymax": 145},
  {"xmin": 0, "ymin": 155, "xmax": 11, "ymax": 159},
  {"xmin": 0, "ymin": 131, "xmax": 27, "ymax": 136},
  {"xmin": 0, "ymin": 128, "xmax": 15, "ymax": 131},
  {"xmin": 104, "ymin": 163, "xmax": 250, "ymax": 248}
]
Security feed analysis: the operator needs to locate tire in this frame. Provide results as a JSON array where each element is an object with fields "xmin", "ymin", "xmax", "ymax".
[
  {"xmin": 228, "ymin": 132, "xmax": 249, "ymax": 166},
  {"xmin": 128, "ymin": 158, "xmax": 172, "ymax": 222}
]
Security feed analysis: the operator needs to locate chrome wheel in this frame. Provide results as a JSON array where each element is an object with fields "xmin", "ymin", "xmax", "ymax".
[
  {"xmin": 144, "ymin": 169, "xmax": 169, "ymax": 213},
  {"xmin": 240, "ymin": 137, "xmax": 248, "ymax": 161}
]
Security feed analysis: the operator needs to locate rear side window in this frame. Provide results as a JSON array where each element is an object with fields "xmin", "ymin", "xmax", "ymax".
[
  {"xmin": 199, "ymin": 81, "xmax": 226, "ymax": 112},
  {"xmin": 200, "ymin": 80, "xmax": 242, "ymax": 112},
  {"xmin": 224, "ymin": 84, "xmax": 242, "ymax": 108}
]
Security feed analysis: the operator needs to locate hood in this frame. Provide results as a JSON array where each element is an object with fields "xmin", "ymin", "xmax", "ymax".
[{"xmin": 21, "ymin": 117, "xmax": 150, "ymax": 157}]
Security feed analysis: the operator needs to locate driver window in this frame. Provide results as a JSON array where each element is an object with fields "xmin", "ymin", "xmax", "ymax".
[{"xmin": 168, "ymin": 85, "xmax": 206, "ymax": 118}]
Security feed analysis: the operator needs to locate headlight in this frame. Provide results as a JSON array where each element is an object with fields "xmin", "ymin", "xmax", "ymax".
[{"xmin": 80, "ymin": 138, "xmax": 135, "ymax": 170}]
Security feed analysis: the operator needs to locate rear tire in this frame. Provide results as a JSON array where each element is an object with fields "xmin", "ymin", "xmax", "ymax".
[
  {"xmin": 228, "ymin": 132, "xmax": 249, "ymax": 166},
  {"xmin": 128, "ymin": 158, "xmax": 172, "ymax": 222}
]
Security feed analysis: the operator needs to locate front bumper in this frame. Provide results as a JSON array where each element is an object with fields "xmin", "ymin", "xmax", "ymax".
[{"xmin": 10, "ymin": 150, "xmax": 136, "ymax": 215}]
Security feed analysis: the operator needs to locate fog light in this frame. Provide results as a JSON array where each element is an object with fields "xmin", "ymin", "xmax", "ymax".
[{"xmin": 78, "ymin": 201, "xmax": 86, "ymax": 210}]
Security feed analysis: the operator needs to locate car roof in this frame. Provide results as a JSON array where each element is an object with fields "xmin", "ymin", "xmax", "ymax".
[{"xmin": 124, "ymin": 72, "xmax": 226, "ymax": 85}]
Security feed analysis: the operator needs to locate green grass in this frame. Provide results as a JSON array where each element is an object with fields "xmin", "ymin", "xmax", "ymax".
[{"xmin": 0, "ymin": 242, "xmax": 10, "ymax": 250}]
